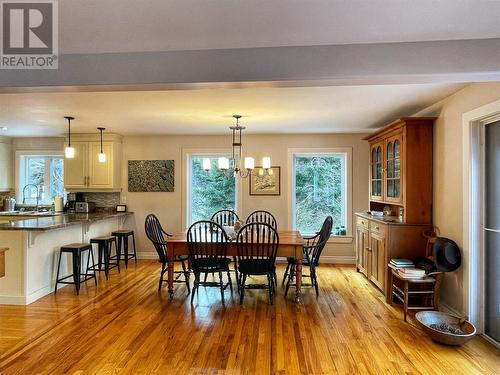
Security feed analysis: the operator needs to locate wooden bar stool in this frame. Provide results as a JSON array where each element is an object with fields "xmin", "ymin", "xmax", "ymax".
[
  {"xmin": 89, "ymin": 236, "xmax": 120, "ymax": 279},
  {"xmin": 55, "ymin": 243, "xmax": 97, "ymax": 295},
  {"xmin": 112, "ymin": 230, "xmax": 137, "ymax": 268}
]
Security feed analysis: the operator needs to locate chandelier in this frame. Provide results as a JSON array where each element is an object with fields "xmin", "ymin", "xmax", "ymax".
[{"xmin": 203, "ymin": 115, "xmax": 272, "ymax": 178}]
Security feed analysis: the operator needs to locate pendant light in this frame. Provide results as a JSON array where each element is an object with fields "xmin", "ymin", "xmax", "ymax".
[
  {"xmin": 64, "ymin": 116, "xmax": 75, "ymax": 159},
  {"xmin": 97, "ymin": 127, "xmax": 106, "ymax": 163}
]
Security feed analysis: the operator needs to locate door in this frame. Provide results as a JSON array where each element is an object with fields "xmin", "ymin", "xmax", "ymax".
[
  {"xmin": 385, "ymin": 134, "xmax": 403, "ymax": 203},
  {"xmin": 64, "ymin": 142, "xmax": 87, "ymax": 189},
  {"xmin": 369, "ymin": 231, "xmax": 386, "ymax": 291},
  {"xmin": 89, "ymin": 142, "xmax": 113, "ymax": 188},
  {"xmin": 356, "ymin": 224, "xmax": 369, "ymax": 277},
  {"xmin": 370, "ymin": 142, "xmax": 384, "ymax": 201},
  {"xmin": 484, "ymin": 120, "xmax": 500, "ymax": 344}
]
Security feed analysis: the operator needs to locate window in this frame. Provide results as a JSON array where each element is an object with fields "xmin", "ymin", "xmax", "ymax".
[
  {"xmin": 291, "ymin": 150, "xmax": 349, "ymax": 236},
  {"xmin": 18, "ymin": 154, "xmax": 64, "ymax": 205},
  {"xmin": 187, "ymin": 154, "xmax": 236, "ymax": 225}
]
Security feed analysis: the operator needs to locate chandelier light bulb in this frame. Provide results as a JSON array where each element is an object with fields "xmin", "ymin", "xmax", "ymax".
[
  {"xmin": 98, "ymin": 152, "xmax": 106, "ymax": 163},
  {"xmin": 262, "ymin": 156, "xmax": 271, "ymax": 169},
  {"xmin": 244, "ymin": 157, "xmax": 255, "ymax": 170},
  {"xmin": 218, "ymin": 157, "xmax": 229, "ymax": 170}
]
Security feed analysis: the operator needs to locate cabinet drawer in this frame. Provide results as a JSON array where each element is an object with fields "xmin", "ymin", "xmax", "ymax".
[
  {"xmin": 356, "ymin": 216, "xmax": 369, "ymax": 229},
  {"xmin": 370, "ymin": 222, "xmax": 387, "ymax": 236}
]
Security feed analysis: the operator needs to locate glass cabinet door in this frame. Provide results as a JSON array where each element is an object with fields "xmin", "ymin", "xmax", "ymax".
[
  {"xmin": 370, "ymin": 143, "xmax": 383, "ymax": 200},
  {"xmin": 385, "ymin": 136, "xmax": 402, "ymax": 202}
]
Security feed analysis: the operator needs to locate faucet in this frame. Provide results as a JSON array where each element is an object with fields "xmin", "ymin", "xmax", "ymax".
[{"xmin": 22, "ymin": 184, "xmax": 40, "ymax": 212}]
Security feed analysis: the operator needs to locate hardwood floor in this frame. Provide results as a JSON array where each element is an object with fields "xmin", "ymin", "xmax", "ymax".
[{"xmin": 0, "ymin": 261, "xmax": 498, "ymax": 374}]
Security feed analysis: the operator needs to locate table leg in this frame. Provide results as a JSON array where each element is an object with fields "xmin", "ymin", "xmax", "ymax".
[
  {"xmin": 403, "ymin": 280, "xmax": 409, "ymax": 322},
  {"xmin": 167, "ymin": 247, "xmax": 175, "ymax": 298},
  {"xmin": 295, "ymin": 255, "xmax": 302, "ymax": 304}
]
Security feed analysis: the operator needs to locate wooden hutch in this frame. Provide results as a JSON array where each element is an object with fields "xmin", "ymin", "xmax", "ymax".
[{"xmin": 355, "ymin": 117, "xmax": 435, "ymax": 302}]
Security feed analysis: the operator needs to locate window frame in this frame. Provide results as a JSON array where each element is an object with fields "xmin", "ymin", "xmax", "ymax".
[
  {"xmin": 288, "ymin": 147, "xmax": 353, "ymax": 242},
  {"xmin": 15, "ymin": 150, "xmax": 65, "ymax": 205},
  {"xmin": 182, "ymin": 148, "xmax": 241, "ymax": 228}
]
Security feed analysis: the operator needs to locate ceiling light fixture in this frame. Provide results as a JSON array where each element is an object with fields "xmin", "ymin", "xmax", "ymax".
[
  {"xmin": 97, "ymin": 127, "xmax": 106, "ymax": 163},
  {"xmin": 64, "ymin": 116, "xmax": 75, "ymax": 159},
  {"xmin": 203, "ymin": 115, "xmax": 271, "ymax": 178}
]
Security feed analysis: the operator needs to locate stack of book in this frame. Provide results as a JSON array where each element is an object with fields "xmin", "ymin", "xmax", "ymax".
[
  {"xmin": 389, "ymin": 258, "xmax": 414, "ymax": 269},
  {"xmin": 397, "ymin": 267, "xmax": 426, "ymax": 279}
]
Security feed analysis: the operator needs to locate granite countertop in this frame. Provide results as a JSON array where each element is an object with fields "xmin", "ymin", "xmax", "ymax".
[{"xmin": 0, "ymin": 212, "xmax": 133, "ymax": 231}]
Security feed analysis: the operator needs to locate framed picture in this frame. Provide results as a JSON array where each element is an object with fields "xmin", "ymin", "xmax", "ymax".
[{"xmin": 249, "ymin": 166, "xmax": 281, "ymax": 196}]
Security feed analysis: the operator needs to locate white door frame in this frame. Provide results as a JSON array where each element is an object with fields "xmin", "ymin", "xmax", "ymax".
[{"xmin": 462, "ymin": 99, "xmax": 500, "ymax": 338}]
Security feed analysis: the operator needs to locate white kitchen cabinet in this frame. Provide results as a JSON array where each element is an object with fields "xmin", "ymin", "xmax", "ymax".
[
  {"xmin": 64, "ymin": 134, "xmax": 122, "ymax": 191},
  {"xmin": 0, "ymin": 137, "xmax": 12, "ymax": 192}
]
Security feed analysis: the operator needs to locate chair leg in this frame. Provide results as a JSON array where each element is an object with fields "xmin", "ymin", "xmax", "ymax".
[
  {"xmin": 89, "ymin": 248, "xmax": 97, "ymax": 286},
  {"xmin": 239, "ymin": 274, "xmax": 247, "ymax": 305},
  {"xmin": 218, "ymin": 271, "xmax": 225, "ymax": 307},
  {"xmin": 102, "ymin": 242, "xmax": 110, "ymax": 280},
  {"xmin": 132, "ymin": 233, "xmax": 137, "ymax": 263},
  {"xmin": 73, "ymin": 251, "xmax": 81, "ymax": 295},
  {"xmin": 113, "ymin": 239, "xmax": 120, "ymax": 273},
  {"xmin": 233, "ymin": 256, "xmax": 239, "ymax": 289},
  {"xmin": 226, "ymin": 267, "xmax": 233, "ymax": 293},
  {"xmin": 284, "ymin": 264, "xmax": 294, "ymax": 297},
  {"xmin": 124, "ymin": 236, "xmax": 129, "ymax": 269},
  {"xmin": 312, "ymin": 267, "xmax": 319, "ymax": 297},
  {"xmin": 267, "ymin": 274, "xmax": 273, "ymax": 305},
  {"xmin": 282, "ymin": 261, "xmax": 291, "ymax": 285},
  {"xmin": 54, "ymin": 251, "xmax": 63, "ymax": 294},
  {"xmin": 181, "ymin": 261, "xmax": 190, "ymax": 293},
  {"xmin": 159, "ymin": 263, "xmax": 166, "ymax": 291},
  {"xmin": 191, "ymin": 272, "xmax": 200, "ymax": 304}
]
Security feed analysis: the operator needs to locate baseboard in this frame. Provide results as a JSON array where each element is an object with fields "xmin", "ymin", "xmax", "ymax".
[
  {"xmin": 0, "ymin": 295, "xmax": 27, "ymax": 305},
  {"xmin": 137, "ymin": 252, "xmax": 158, "ymax": 260},
  {"xmin": 138, "ymin": 253, "xmax": 356, "ymax": 264},
  {"xmin": 320, "ymin": 255, "xmax": 356, "ymax": 264}
]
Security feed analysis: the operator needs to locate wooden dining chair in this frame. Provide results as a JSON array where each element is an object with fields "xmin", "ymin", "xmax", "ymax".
[
  {"xmin": 236, "ymin": 222, "xmax": 279, "ymax": 305},
  {"xmin": 284, "ymin": 216, "xmax": 333, "ymax": 297},
  {"xmin": 144, "ymin": 214, "xmax": 190, "ymax": 294},
  {"xmin": 211, "ymin": 210, "xmax": 240, "ymax": 226},
  {"xmin": 245, "ymin": 210, "xmax": 277, "ymax": 229},
  {"xmin": 211, "ymin": 209, "xmax": 240, "ymax": 287},
  {"xmin": 187, "ymin": 220, "xmax": 232, "ymax": 306}
]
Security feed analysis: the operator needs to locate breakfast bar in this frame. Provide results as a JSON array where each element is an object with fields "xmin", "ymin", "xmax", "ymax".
[{"xmin": 0, "ymin": 212, "xmax": 133, "ymax": 305}]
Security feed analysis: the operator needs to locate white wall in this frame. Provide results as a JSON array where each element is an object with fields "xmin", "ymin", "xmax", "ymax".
[
  {"xmin": 414, "ymin": 82, "xmax": 500, "ymax": 314},
  {"xmin": 121, "ymin": 133, "xmax": 369, "ymax": 262}
]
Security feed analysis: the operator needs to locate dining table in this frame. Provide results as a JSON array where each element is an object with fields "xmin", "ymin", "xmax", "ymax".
[{"xmin": 167, "ymin": 230, "xmax": 305, "ymax": 303}]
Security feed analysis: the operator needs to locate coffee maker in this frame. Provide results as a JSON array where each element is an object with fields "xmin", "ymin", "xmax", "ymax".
[{"xmin": 65, "ymin": 192, "xmax": 84, "ymax": 212}]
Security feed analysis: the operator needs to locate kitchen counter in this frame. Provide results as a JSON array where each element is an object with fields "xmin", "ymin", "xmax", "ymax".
[
  {"xmin": 0, "ymin": 212, "xmax": 133, "ymax": 231},
  {"xmin": 355, "ymin": 212, "xmax": 431, "ymax": 226},
  {"xmin": 0, "ymin": 211, "xmax": 134, "ymax": 305}
]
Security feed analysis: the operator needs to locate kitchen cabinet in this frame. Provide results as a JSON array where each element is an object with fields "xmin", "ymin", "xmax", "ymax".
[
  {"xmin": 64, "ymin": 134, "xmax": 122, "ymax": 191},
  {"xmin": 0, "ymin": 137, "xmax": 12, "ymax": 192},
  {"xmin": 365, "ymin": 117, "xmax": 434, "ymax": 224},
  {"xmin": 355, "ymin": 217, "xmax": 369, "ymax": 277}
]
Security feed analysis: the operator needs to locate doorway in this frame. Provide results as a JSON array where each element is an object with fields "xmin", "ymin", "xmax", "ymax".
[{"xmin": 483, "ymin": 120, "xmax": 500, "ymax": 345}]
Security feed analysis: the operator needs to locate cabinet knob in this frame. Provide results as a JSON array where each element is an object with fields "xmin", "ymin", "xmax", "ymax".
[{"xmin": 375, "ymin": 226, "xmax": 379, "ymax": 230}]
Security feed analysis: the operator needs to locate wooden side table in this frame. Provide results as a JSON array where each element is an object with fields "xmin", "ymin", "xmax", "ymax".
[{"xmin": 390, "ymin": 269, "xmax": 443, "ymax": 321}]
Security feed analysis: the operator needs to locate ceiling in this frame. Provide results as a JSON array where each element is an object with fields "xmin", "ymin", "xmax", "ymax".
[
  {"xmin": 60, "ymin": 0, "xmax": 500, "ymax": 54},
  {"xmin": 0, "ymin": 83, "xmax": 465, "ymax": 136}
]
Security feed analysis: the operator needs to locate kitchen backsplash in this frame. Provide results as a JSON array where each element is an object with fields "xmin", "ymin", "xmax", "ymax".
[{"xmin": 80, "ymin": 192, "xmax": 121, "ymax": 208}]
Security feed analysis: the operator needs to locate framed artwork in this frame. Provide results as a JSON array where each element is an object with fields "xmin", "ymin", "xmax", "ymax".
[
  {"xmin": 128, "ymin": 160, "xmax": 174, "ymax": 192},
  {"xmin": 249, "ymin": 166, "xmax": 280, "ymax": 196}
]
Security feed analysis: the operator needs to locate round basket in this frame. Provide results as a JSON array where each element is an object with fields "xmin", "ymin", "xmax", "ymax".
[{"xmin": 415, "ymin": 311, "xmax": 476, "ymax": 346}]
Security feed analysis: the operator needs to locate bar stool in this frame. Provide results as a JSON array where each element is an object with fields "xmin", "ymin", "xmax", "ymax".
[
  {"xmin": 112, "ymin": 230, "xmax": 137, "ymax": 268},
  {"xmin": 89, "ymin": 236, "xmax": 120, "ymax": 279},
  {"xmin": 55, "ymin": 243, "xmax": 97, "ymax": 295}
]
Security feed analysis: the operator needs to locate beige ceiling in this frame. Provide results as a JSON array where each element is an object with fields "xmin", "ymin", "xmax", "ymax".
[
  {"xmin": 0, "ymin": 83, "xmax": 465, "ymax": 137},
  {"xmin": 59, "ymin": 0, "xmax": 500, "ymax": 54}
]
